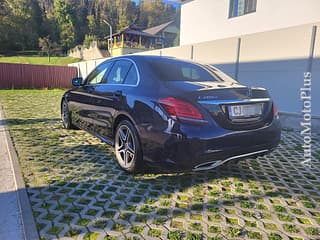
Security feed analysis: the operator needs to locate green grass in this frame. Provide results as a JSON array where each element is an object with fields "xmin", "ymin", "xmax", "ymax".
[
  {"xmin": 65, "ymin": 227, "xmax": 81, "ymax": 237},
  {"xmin": 226, "ymin": 217, "xmax": 239, "ymax": 225},
  {"xmin": 227, "ymin": 227, "xmax": 242, "ymax": 238},
  {"xmin": 268, "ymin": 233, "xmax": 282, "ymax": 240},
  {"xmin": 304, "ymin": 227, "xmax": 319, "ymax": 235},
  {"xmin": 77, "ymin": 218, "xmax": 90, "ymax": 227},
  {"xmin": 282, "ymin": 224, "xmax": 300, "ymax": 233},
  {"xmin": 148, "ymin": 228, "xmax": 162, "ymax": 238},
  {"xmin": 84, "ymin": 232, "xmax": 100, "ymax": 240},
  {"xmin": 0, "ymin": 56, "xmax": 81, "ymax": 66},
  {"xmin": 208, "ymin": 225, "xmax": 221, "ymax": 233},
  {"xmin": 168, "ymin": 231, "xmax": 183, "ymax": 240},
  {"xmin": 152, "ymin": 217, "xmax": 167, "ymax": 225},
  {"xmin": 112, "ymin": 223, "xmax": 125, "ymax": 231},
  {"xmin": 247, "ymin": 231, "xmax": 262, "ymax": 239},
  {"xmin": 47, "ymin": 226, "xmax": 64, "ymax": 235},
  {"xmin": 263, "ymin": 222, "xmax": 278, "ymax": 231},
  {"xmin": 171, "ymin": 220, "xmax": 183, "ymax": 229},
  {"xmin": 130, "ymin": 225, "xmax": 144, "ymax": 235},
  {"xmin": 186, "ymin": 232, "xmax": 203, "ymax": 240},
  {"xmin": 189, "ymin": 222, "xmax": 202, "ymax": 231},
  {"xmin": 92, "ymin": 219, "xmax": 107, "ymax": 229}
]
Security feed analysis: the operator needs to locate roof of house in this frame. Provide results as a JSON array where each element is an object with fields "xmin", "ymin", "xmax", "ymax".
[
  {"xmin": 143, "ymin": 21, "xmax": 175, "ymax": 35},
  {"xmin": 119, "ymin": 29, "xmax": 157, "ymax": 38},
  {"xmin": 105, "ymin": 29, "xmax": 157, "ymax": 39}
]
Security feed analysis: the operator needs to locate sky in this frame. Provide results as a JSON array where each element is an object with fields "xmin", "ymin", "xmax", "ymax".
[{"xmin": 133, "ymin": 0, "xmax": 181, "ymax": 8}]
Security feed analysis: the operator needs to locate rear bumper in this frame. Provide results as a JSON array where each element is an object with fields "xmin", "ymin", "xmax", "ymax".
[{"xmin": 139, "ymin": 119, "xmax": 281, "ymax": 171}]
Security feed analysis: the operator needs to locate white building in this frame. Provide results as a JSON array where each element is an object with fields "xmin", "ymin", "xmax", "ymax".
[{"xmin": 178, "ymin": 0, "xmax": 320, "ymax": 45}]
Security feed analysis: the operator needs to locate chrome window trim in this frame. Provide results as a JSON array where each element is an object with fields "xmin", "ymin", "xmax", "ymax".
[{"xmin": 95, "ymin": 58, "xmax": 141, "ymax": 87}]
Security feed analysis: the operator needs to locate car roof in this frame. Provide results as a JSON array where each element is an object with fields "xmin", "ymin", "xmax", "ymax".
[{"xmin": 110, "ymin": 55, "xmax": 176, "ymax": 62}]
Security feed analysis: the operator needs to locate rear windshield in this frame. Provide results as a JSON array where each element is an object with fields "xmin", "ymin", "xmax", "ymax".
[{"xmin": 147, "ymin": 59, "xmax": 219, "ymax": 82}]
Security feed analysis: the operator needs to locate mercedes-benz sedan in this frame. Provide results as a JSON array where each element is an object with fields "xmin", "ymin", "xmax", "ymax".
[{"xmin": 61, "ymin": 55, "xmax": 281, "ymax": 173}]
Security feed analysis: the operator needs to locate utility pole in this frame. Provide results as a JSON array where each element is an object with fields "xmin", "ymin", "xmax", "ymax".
[{"xmin": 103, "ymin": 20, "xmax": 113, "ymax": 57}]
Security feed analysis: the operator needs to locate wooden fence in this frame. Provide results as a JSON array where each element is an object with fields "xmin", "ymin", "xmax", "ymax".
[{"xmin": 0, "ymin": 63, "xmax": 78, "ymax": 89}]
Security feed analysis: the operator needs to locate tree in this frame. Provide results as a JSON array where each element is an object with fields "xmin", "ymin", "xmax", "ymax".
[
  {"xmin": 39, "ymin": 36, "xmax": 57, "ymax": 62},
  {"xmin": 138, "ymin": 0, "xmax": 176, "ymax": 28},
  {"xmin": 0, "ymin": 0, "xmax": 42, "ymax": 51},
  {"xmin": 87, "ymin": 15, "xmax": 97, "ymax": 35},
  {"xmin": 54, "ymin": 0, "xmax": 76, "ymax": 50},
  {"xmin": 72, "ymin": 0, "xmax": 89, "ymax": 44},
  {"xmin": 83, "ymin": 34, "xmax": 98, "ymax": 48}
]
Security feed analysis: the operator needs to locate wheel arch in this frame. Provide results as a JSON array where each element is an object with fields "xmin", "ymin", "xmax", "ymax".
[
  {"xmin": 113, "ymin": 113, "xmax": 138, "ymax": 137},
  {"xmin": 60, "ymin": 94, "xmax": 69, "ymax": 112}
]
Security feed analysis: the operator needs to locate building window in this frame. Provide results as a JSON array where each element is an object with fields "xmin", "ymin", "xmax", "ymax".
[{"xmin": 229, "ymin": 0, "xmax": 257, "ymax": 18}]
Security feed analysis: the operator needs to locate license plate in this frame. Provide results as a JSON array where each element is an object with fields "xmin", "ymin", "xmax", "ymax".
[{"xmin": 228, "ymin": 104, "xmax": 263, "ymax": 118}]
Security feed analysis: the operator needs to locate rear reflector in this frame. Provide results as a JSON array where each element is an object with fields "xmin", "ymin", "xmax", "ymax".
[
  {"xmin": 273, "ymin": 103, "xmax": 279, "ymax": 119},
  {"xmin": 159, "ymin": 97, "xmax": 205, "ymax": 124}
]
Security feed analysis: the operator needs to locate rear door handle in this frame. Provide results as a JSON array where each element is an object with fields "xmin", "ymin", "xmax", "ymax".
[{"xmin": 114, "ymin": 90, "xmax": 122, "ymax": 97}]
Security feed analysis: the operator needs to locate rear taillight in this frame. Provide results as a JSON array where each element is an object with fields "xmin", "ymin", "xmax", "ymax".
[
  {"xmin": 273, "ymin": 103, "xmax": 279, "ymax": 119},
  {"xmin": 159, "ymin": 97, "xmax": 206, "ymax": 124}
]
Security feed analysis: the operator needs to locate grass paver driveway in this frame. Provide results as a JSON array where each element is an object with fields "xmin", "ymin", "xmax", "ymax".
[{"xmin": 0, "ymin": 89, "xmax": 319, "ymax": 240}]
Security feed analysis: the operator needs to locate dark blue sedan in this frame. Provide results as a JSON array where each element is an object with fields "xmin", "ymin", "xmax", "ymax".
[{"xmin": 61, "ymin": 55, "xmax": 281, "ymax": 173}]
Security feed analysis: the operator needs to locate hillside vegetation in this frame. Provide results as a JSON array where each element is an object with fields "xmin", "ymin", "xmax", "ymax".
[{"xmin": 0, "ymin": 0, "xmax": 179, "ymax": 53}]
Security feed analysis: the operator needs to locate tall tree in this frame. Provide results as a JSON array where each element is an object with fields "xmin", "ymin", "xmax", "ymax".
[
  {"xmin": 54, "ymin": 0, "xmax": 76, "ymax": 50},
  {"xmin": 138, "ymin": 0, "xmax": 175, "ymax": 28},
  {"xmin": 0, "ymin": 0, "xmax": 42, "ymax": 51}
]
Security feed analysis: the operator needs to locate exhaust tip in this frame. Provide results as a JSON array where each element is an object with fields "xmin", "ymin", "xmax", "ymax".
[{"xmin": 193, "ymin": 149, "xmax": 269, "ymax": 172}]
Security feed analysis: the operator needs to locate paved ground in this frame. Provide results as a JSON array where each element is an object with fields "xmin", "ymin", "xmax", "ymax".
[
  {"xmin": 0, "ymin": 107, "xmax": 24, "ymax": 239},
  {"xmin": 0, "ymin": 89, "xmax": 319, "ymax": 240}
]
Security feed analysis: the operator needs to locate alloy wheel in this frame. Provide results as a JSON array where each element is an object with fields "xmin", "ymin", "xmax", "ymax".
[
  {"xmin": 115, "ymin": 125, "xmax": 136, "ymax": 169},
  {"xmin": 62, "ymin": 101, "xmax": 70, "ymax": 128}
]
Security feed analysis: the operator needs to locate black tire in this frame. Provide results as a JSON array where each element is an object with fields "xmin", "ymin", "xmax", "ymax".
[
  {"xmin": 61, "ymin": 100, "xmax": 76, "ymax": 129},
  {"xmin": 114, "ymin": 120, "xmax": 142, "ymax": 173}
]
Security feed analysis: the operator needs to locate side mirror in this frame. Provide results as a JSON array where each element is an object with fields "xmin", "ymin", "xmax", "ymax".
[{"xmin": 72, "ymin": 77, "xmax": 83, "ymax": 87}]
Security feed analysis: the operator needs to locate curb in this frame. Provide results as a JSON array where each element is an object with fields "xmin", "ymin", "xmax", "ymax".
[{"xmin": 1, "ymin": 106, "xmax": 39, "ymax": 240}]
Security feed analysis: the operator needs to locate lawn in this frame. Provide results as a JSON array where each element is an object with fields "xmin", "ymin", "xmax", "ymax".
[
  {"xmin": 0, "ymin": 56, "xmax": 81, "ymax": 66},
  {"xmin": 0, "ymin": 89, "xmax": 319, "ymax": 240}
]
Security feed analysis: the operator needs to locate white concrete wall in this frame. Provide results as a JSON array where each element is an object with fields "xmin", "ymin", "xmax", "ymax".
[
  {"xmin": 313, "ymin": 22, "xmax": 320, "ymax": 118},
  {"xmin": 69, "ymin": 58, "xmax": 109, "ymax": 78},
  {"xmin": 180, "ymin": 0, "xmax": 320, "ymax": 45},
  {"xmin": 237, "ymin": 24, "xmax": 316, "ymax": 115}
]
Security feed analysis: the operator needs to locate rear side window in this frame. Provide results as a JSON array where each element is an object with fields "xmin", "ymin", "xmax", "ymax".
[
  {"xmin": 182, "ymin": 68, "xmax": 201, "ymax": 80},
  {"xmin": 106, "ymin": 60, "xmax": 132, "ymax": 84},
  {"xmin": 124, "ymin": 65, "xmax": 138, "ymax": 85},
  {"xmin": 147, "ymin": 59, "xmax": 218, "ymax": 82}
]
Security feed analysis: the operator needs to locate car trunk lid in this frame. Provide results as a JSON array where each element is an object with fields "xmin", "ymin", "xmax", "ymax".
[{"xmin": 162, "ymin": 81, "xmax": 274, "ymax": 130}]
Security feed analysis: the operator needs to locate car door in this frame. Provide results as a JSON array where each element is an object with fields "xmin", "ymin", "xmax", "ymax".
[
  {"xmin": 91, "ymin": 59, "xmax": 139, "ymax": 140},
  {"xmin": 69, "ymin": 61, "xmax": 113, "ymax": 131}
]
